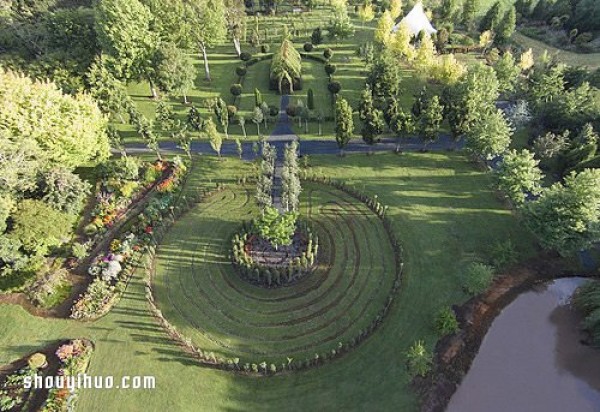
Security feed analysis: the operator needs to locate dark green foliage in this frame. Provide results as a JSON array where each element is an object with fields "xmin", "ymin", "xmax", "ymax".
[
  {"xmin": 230, "ymin": 84, "xmax": 243, "ymax": 96},
  {"xmin": 311, "ymin": 27, "xmax": 324, "ymax": 45},
  {"xmin": 8, "ymin": 199, "xmax": 74, "ymax": 256},
  {"xmin": 479, "ymin": 1, "xmax": 502, "ymax": 32},
  {"xmin": 323, "ymin": 48, "xmax": 333, "ymax": 60},
  {"xmin": 240, "ymin": 52, "xmax": 252, "ymax": 61},
  {"xmin": 303, "ymin": 42, "xmax": 314, "ymax": 52},
  {"xmin": 307, "ymin": 89, "xmax": 315, "ymax": 111},
  {"xmin": 367, "ymin": 50, "xmax": 400, "ymax": 98},
  {"xmin": 39, "ymin": 167, "xmax": 91, "ymax": 215},
  {"xmin": 327, "ymin": 81, "xmax": 341, "ymax": 95},
  {"xmin": 187, "ymin": 106, "xmax": 204, "ymax": 131},
  {"xmin": 335, "ymin": 97, "xmax": 354, "ymax": 152},
  {"xmin": 359, "ymin": 85, "xmax": 385, "ymax": 146},
  {"xmin": 435, "ymin": 307, "xmax": 459, "ymax": 336},
  {"xmin": 417, "ymin": 95, "xmax": 444, "ymax": 146},
  {"xmin": 495, "ymin": 6, "xmax": 516, "ymax": 46},
  {"xmin": 324, "ymin": 63, "xmax": 337, "ymax": 76},
  {"xmin": 236, "ymin": 66, "xmax": 247, "ymax": 77},
  {"xmin": 261, "ymin": 44, "xmax": 270, "ymax": 53},
  {"xmin": 574, "ymin": 281, "xmax": 600, "ymax": 346}
]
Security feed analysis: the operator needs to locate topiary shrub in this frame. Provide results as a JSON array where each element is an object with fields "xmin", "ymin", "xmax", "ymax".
[
  {"xmin": 261, "ymin": 44, "xmax": 270, "ymax": 53},
  {"xmin": 227, "ymin": 105, "xmax": 238, "ymax": 118},
  {"xmin": 463, "ymin": 262, "xmax": 495, "ymax": 295},
  {"xmin": 235, "ymin": 66, "xmax": 247, "ymax": 77},
  {"xmin": 323, "ymin": 48, "xmax": 333, "ymax": 60},
  {"xmin": 303, "ymin": 42, "xmax": 314, "ymax": 52},
  {"xmin": 240, "ymin": 52, "xmax": 252, "ymax": 61},
  {"xmin": 230, "ymin": 83, "xmax": 243, "ymax": 97},
  {"xmin": 406, "ymin": 340, "xmax": 432, "ymax": 378},
  {"xmin": 324, "ymin": 63, "xmax": 337, "ymax": 76},
  {"xmin": 327, "ymin": 81, "xmax": 341, "ymax": 95},
  {"xmin": 269, "ymin": 105, "xmax": 279, "ymax": 116}
]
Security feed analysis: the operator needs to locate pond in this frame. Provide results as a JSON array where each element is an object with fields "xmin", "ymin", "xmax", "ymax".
[{"xmin": 447, "ymin": 278, "xmax": 600, "ymax": 412}]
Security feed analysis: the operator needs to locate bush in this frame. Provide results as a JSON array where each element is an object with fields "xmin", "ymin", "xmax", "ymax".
[
  {"xmin": 463, "ymin": 262, "xmax": 495, "ymax": 295},
  {"xmin": 323, "ymin": 48, "xmax": 333, "ymax": 60},
  {"xmin": 406, "ymin": 341, "xmax": 432, "ymax": 378},
  {"xmin": 28, "ymin": 353, "xmax": 47, "ymax": 369},
  {"xmin": 8, "ymin": 199, "xmax": 75, "ymax": 256},
  {"xmin": 227, "ymin": 105, "xmax": 238, "ymax": 118},
  {"xmin": 240, "ymin": 52, "xmax": 252, "ymax": 61},
  {"xmin": 40, "ymin": 167, "xmax": 91, "ymax": 215},
  {"xmin": 327, "ymin": 81, "xmax": 341, "ymax": 95},
  {"xmin": 435, "ymin": 307, "xmax": 459, "ymax": 336},
  {"xmin": 261, "ymin": 44, "xmax": 270, "ymax": 53},
  {"xmin": 230, "ymin": 83, "xmax": 243, "ymax": 96},
  {"xmin": 311, "ymin": 28, "xmax": 323, "ymax": 45},
  {"xmin": 303, "ymin": 42, "xmax": 314, "ymax": 52},
  {"xmin": 72, "ymin": 242, "xmax": 89, "ymax": 260},
  {"xmin": 235, "ymin": 66, "xmax": 247, "ymax": 77},
  {"xmin": 104, "ymin": 157, "xmax": 141, "ymax": 181},
  {"xmin": 325, "ymin": 63, "xmax": 337, "ymax": 76},
  {"xmin": 268, "ymin": 105, "xmax": 279, "ymax": 116}
]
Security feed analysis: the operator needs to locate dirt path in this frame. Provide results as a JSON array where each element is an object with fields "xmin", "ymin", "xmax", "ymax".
[{"xmin": 419, "ymin": 251, "xmax": 599, "ymax": 412}]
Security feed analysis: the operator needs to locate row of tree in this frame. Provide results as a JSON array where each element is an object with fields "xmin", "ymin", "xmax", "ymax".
[{"xmin": 281, "ymin": 141, "xmax": 302, "ymax": 212}]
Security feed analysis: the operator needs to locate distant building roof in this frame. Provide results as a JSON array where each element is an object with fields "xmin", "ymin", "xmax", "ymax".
[{"xmin": 392, "ymin": 2, "xmax": 437, "ymax": 36}]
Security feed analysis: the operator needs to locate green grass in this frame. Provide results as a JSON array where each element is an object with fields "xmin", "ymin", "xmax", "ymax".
[
  {"xmin": 513, "ymin": 32, "xmax": 600, "ymax": 69},
  {"xmin": 153, "ymin": 180, "xmax": 396, "ymax": 365},
  {"xmin": 0, "ymin": 152, "xmax": 538, "ymax": 411}
]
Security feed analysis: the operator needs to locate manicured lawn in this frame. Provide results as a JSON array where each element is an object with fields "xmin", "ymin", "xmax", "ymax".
[
  {"xmin": 153, "ymin": 180, "xmax": 396, "ymax": 365},
  {"xmin": 0, "ymin": 152, "xmax": 538, "ymax": 411}
]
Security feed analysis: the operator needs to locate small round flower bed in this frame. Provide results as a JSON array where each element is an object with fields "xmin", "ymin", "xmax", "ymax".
[{"xmin": 232, "ymin": 221, "xmax": 318, "ymax": 288}]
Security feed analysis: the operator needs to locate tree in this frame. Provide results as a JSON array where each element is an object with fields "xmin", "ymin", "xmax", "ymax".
[
  {"xmin": 417, "ymin": 95, "xmax": 444, "ymax": 148},
  {"xmin": 252, "ymin": 106, "xmax": 264, "ymax": 136},
  {"xmin": 493, "ymin": 51, "xmax": 520, "ymax": 94},
  {"xmin": 174, "ymin": 125, "xmax": 194, "ymax": 158},
  {"xmin": 311, "ymin": 27, "xmax": 324, "ymax": 45},
  {"xmin": 155, "ymin": 100, "xmax": 176, "ymax": 132},
  {"xmin": 185, "ymin": 0, "xmax": 227, "ymax": 81},
  {"xmin": 390, "ymin": 0, "xmax": 403, "ymax": 19},
  {"xmin": 187, "ymin": 106, "xmax": 204, "ymax": 131},
  {"xmin": 86, "ymin": 57, "xmax": 130, "ymax": 121},
  {"xmin": 307, "ymin": 89, "xmax": 315, "ymax": 111},
  {"xmin": 0, "ymin": 132, "xmax": 42, "ymax": 196},
  {"xmin": 374, "ymin": 10, "xmax": 394, "ymax": 46},
  {"xmin": 391, "ymin": 22, "xmax": 415, "ymax": 60},
  {"xmin": 391, "ymin": 109, "xmax": 415, "ymax": 151},
  {"xmin": 225, "ymin": 0, "xmax": 246, "ymax": 56},
  {"xmin": 359, "ymin": 85, "xmax": 385, "ymax": 150},
  {"xmin": 524, "ymin": 169, "xmax": 600, "ymax": 254},
  {"xmin": 327, "ymin": 6, "xmax": 354, "ymax": 41},
  {"xmin": 479, "ymin": 1, "xmax": 502, "ymax": 33},
  {"xmin": 95, "ymin": 0, "xmax": 157, "ymax": 82},
  {"xmin": 439, "ymin": 0, "xmax": 459, "ymax": 23},
  {"xmin": 8, "ymin": 199, "xmax": 74, "ymax": 256},
  {"xmin": 140, "ymin": 0, "xmax": 188, "ymax": 46},
  {"xmin": 0, "ymin": 69, "xmax": 110, "ymax": 169},
  {"xmin": 358, "ymin": 1, "xmax": 375, "ymax": 28},
  {"xmin": 213, "ymin": 97, "xmax": 230, "ymax": 139},
  {"xmin": 367, "ymin": 50, "xmax": 401, "ymax": 97},
  {"xmin": 443, "ymin": 63, "xmax": 499, "ymax": 142},
  {"xmin": 414, "ymin": 33, "xmax": 436, "ymax": 74},
  {"xmin": 152, "ymin": 43, "xmax": 196, "ymax": 103},
  {"xmin": 281, "ymin": 141, "xmax": 301, "ymax": 212},
  {"xmin": 496, "ymin": 6, "xmax": 516, "ymax": 46},
  {"xmin": 205, "ymin": 118, "xmax": 222, "ymax": 157},
  {"xmin": 335, "ymin": 97, "xmax": 354, "ymax": 155},
  {"xmin": 462, "ymin": 0, "xmax": 478, "ymax": 30},
  {"xmin": 465, "ymin": 109, "xmax": 512, "ymax": 159},
  {"xmin": 256, "ymin": 207, "xmax": 298, "ymax": 249},
  {"xmin": 519, "ymin": 48, "xmax": 535, "ymax": 72},
  {"xmin": 496, "ymin": 149, "xmax": 543, "ymax": 205},
  {"xmin": 237, "ymin": 114, "xmax": 247, "ymax": 139}
]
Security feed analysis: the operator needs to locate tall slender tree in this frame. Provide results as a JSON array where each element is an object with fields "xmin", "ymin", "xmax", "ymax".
[{"xmin": 335, "ymin": 97, "xmax": 354, "ymax": 156}]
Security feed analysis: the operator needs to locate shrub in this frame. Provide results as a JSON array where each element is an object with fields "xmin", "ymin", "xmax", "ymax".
[
  {"xmin": 268, "ymin": 105, "xmax": 279, "ymax": 116},
  {"xmin": 227, "ymin": 105, "xmax": 238, "ymax": 118},
  {"xmin": 328, "ymin": 81, "xmax": 341, "ymax": 95},
  {"xmin": 311, "ymin": 27, "xmax": 323, "ymax": 45},
  {"xmin": 261, "ymin": 44, "xmax": 270, "ymax": 53},
  {"xmin": 323, "ymin": 48, "xmax": 333, "ymax": 60},
  {"xmin": 72, "ymin": 242, "xmax": 89, "ymax": 260},
  {"xmin": 489, "ymin": 239, "xmax": 518, "ymax": 268},
  {"xmin": 28, "ymin": 353, "xmax": 47, "ymax": 369},
  {"xmin": 9, "ymin": 199, "xmax": 74, "ymax": 256},
  {"xmin": 303, "ymin": 42, "xmax": 314, "ymax": 52},
  {"xmin": 235, "ymin": 66, "xmax": 247, "ymax": 77},
  {"xmin": 463, "ymin": 262, "xmax": 495, "ymax": 295},
  {"xmin": 435, "ymin": 307, "xmax": 459, "ymax": 336},
  {"xmin": 406, "ymin": 340, "xmax": 432, "ymax": 378},
  {"xmin": 230, "ymin": 83, "xmax": 243, "ymax": 96},
  {"xmin": 104, "ymin": 157, "xmax": 141, "ymax": 181},
  {"xmin": 40, "ymin": 168, "xmax": 91, "ymax": 215},
  {"xmin": 240, "ymin": 52, "xmax": 252, "ymax": 61},
  {"xmin": 325, "ymin": 63, "xmax": 337, "ymax": 76}
]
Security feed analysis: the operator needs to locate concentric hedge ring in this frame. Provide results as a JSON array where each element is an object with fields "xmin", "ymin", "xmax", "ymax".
[{"xmin": 152, "ymin": 181, "xmax": 398, "ymax": 366}]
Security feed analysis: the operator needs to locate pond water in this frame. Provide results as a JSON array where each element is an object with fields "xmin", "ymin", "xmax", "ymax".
[{"xmin": 447, "ymin": 278, "xmax": 600, "ymax": 412}]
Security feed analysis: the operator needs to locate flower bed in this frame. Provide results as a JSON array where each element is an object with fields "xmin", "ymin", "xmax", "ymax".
[
  {"xmin": 40, "ymin": 339, "xmax": 94, "ymax": 412},
  {"xmin": 231, "ymin": 220, "xmax": 318, "ymax": 288},
  {"xmin": 0, "ymin": 366, "xmax": 37, "ymax": 411},
  {"xmin": 70, "ymin": 159, "xmax": 189, "ymax": 321}
]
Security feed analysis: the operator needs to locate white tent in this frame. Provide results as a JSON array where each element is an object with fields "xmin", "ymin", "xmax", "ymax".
[{"xmin": 392, "ymin": 2, "xmax": 437, "ymax": 36}]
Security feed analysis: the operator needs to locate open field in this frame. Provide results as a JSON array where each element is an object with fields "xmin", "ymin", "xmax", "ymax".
[{"xmin": 0, "ymin": 152, "xmax": 538, "ymax": 411}]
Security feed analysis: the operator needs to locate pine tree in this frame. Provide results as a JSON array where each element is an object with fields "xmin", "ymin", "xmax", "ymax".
[
  {"xmin": 417, "ymin": 95, "xmax": 444, "ymax": 148},
  {"xmin": 496, "ymin": 6, "xmax": 516, "ymax": 46},
  {"xmin": 462, "ymin": 0, "xmax": 478, "ymax": 30},
  {"xmin": 479, "ymin": 1, "xmax": 502, "ymax": 33},
  {"xmin": 374, "ymin": 10, "xmax": 394, "ymax": 46},
  {"xmin": 359, "ymin": 85, "xmax": 385, "ymax": 149}
]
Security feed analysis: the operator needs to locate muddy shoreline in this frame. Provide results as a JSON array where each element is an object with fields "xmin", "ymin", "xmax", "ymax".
[{"xmin": 418, "ymin": 251, "xmax": 599, "ymax": 412}]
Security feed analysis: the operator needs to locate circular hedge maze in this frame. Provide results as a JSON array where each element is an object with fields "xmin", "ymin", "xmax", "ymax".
[{"xmin": 152, "ymin": 181, "xmax": 398, "ymax": 368}]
